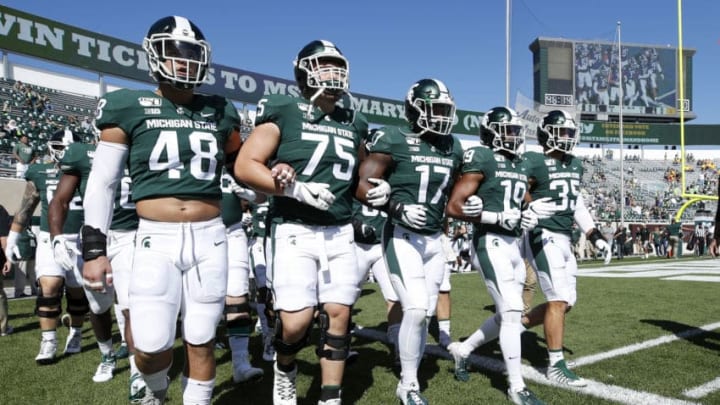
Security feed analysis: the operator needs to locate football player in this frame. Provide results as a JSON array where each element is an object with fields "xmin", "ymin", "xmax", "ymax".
[
  {"xmin": 3, "ymin": 129, "xmax": 89, "ymax": 365},
  {"xmin": 247, "ymin": 199, "xmax": 275, "ymax": 362},
  {"xmin": 47, "ymin": 129, "xmax": 144, "ymax": 394},
  {"xmin": 445, "ymin": 106, "xmax": 548, "ymax": 405},
  {"xmin": 355, "ymin": 78, "xmax": 463, "ymax": 405},
  {"xmin": 351, "ymin": 198, "xmax": 401, "ymax": 362},
  {"xmin": 80, "ymin": 16, "xmax": 241, "ymax": 405},
  {"xmin": 219, "ymin": 170, "xmax": 264, "ymax": 383},
  {"xmin": 235, "ymin": 39, "xmax": 374, "ymax": 405},
  {"xmin": 522, "ymin": 110, "xmax": 611, "ymax": 388}
]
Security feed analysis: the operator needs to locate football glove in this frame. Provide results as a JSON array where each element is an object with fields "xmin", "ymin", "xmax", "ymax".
[
  {"xmin": 461, "ymin": 195, "xmax": 484, "ymax": 217},
  {"xmin": 595, "ymin": 238, "xmax": 612, "ymax": 265},
  {"xmin": 520, "ymin": 209, "xmax": 539, "ymax": 231},
  {"xmin": 52, "ymin": 235, "xmax": 80, "ymax": 271},
  {"xmin": 481, "ymin": 209, "xmax": 521, "ymax": 231},
  {"xmin": 4, "ymin": 230, "xmax": 19, "ymax": 265},
  {"xmin": 388, "ymin": 200, "xmax": 427, "ymax": 229},
  {"xmin": 366, "ymin": 177, "xmax": 391, "ymax": 207},
  {"xmin": 241, "ymin": 212, "xmax": 253, "ymax": 227},
  {"xmin": 527, "ymin": 197, "xmax": 558, "ymax": 219},
  {"xmin": 231, "ymin": 183, "xmax": 257, "ymax": 201},
  {"xmin": 352, "ymin": 218, "xmax": 377, "ymax": 244},
  {"xmin": 283, "ymin": 181, "xmax": 335, "ymax": 211}
]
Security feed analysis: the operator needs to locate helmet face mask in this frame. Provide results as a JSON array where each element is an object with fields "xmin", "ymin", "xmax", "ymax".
[
  {"xmin": 405, "ymin": 78, "xmax": 456, "ymax": 137},
  {"xmin": 48, "ymin": 129, "xmax": 80, "ymax": 163},
  {"xmin": 480, "ymin": 107, "xmax": 524, "ymax": 154},
  {"xmin": 143, "ymin": 16, "xmax": 210, "ymax": 89},
  {"xmin": 538, "ymin": 110, "xmax": 578, "ymax": 153},
  {"xmin": 294, "ymin": 40, "xmax": 349, "ymax": 100}
]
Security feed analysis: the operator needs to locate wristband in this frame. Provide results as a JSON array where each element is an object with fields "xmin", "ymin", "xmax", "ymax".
[
  {"xmin": 81, "ymin": 225, "xmax": 107, "ymax": 261},
  {"xmin": 386, "ymin": 199, "xmax": 404, "ymax": 221}
]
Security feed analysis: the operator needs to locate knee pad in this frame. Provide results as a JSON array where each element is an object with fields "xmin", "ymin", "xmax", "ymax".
[
  {"xmin": 35, "ymin": 288, "xmax": 63, "ymax": 319},
  {"xmin": 273, "ymin": 316, "xmax": 309, "ymax": 356},
  {"xmin": 66, "ymin": 292, "xmax": 90, "ymax": 316},
  {"xmin": 224, "ymin": 302, "xmax": 253, "ymax": 336},
  {"xmin": 315, "ymin": 306, "xmax": 351, "ymax": 361},
  {"xmin": 224, "ymin": 302, "xmax": 251, "ymax": 317}
]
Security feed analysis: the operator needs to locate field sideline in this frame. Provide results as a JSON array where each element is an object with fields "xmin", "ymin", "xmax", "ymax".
[{"xmin": 1, "ymin": 255, "xmax": 719, "ymax": 404}]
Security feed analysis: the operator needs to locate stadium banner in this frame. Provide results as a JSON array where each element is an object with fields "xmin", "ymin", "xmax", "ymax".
[
  {"xmin": 0, "ymin": 5, "xmax": 484, "ymax": 134},
  {"xmin": 515, "ymin": 92, "xmax": 581, "ymax": 140},
  {"xmin": 579, "ymin": 122, "xmax": 714, "ymax": 146}
]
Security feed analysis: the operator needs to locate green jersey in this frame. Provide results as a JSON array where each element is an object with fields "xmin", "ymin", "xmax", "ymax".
[
  {"xmin": 462, "ymin": 146, "xmax": 527, "ymax": 237},
  {"xmin": 112, "ymin": 170, "xmax": 139, "ymax": 231},
  {"xmin": 16, "ymin": 228, "xmax": 37, "ymax": 260},
  {"xmin": 61, "ymin": 142, "xmax": 138, "ymax": 231},
  {"xmin": 250, "ymin": 201, "xmax": 270, "ymax": 238},
  {"xmin": 13, "ymin": 141, "xmax": 35, "ymax": 163},
  {"xmin": 95, "ymin": 88, "xmax": 240, "ymax": 202},
  {"xmin": 523, "ymin": 151, "xmax": 584, "ymax": 235},
  {"xmin": 220, "ymin": 171, "xmax": 245, "ymax": 227},
  {"xmin": 60, "ymin": 142, "xmax": 95, "ymax": 196},
  {"xmin": 256, "ymin": 94, "xmax": 368, "ymax": 226},
  {"xmin": 25, "ymin": 163, "xmax": 83, "ymax": 233},
  {"xmin": 367, "ymin": 126, "xmax": 463, "ymax": 234},
  {"xmin": 351, "ymin": 200, "xmax": 387, "ymax": 244}
]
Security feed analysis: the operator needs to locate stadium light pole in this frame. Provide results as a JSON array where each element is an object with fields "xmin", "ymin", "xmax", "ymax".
[
  {"xmin": 505, "ymin": 0, "xmax": 511, "ymax": 107},
  {"xmin": 618, "ymin": 21, "xmax": 625, "ymax": 230}
]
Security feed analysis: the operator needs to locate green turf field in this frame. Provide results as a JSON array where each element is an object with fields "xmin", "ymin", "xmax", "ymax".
[{"xmin": 1, "ymin": 255, "xmax": 718, "ymax": 404}]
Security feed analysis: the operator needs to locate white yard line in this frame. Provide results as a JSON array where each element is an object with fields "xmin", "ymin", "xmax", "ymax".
[
  {"xmin": 354, "ymin": 323, "xmax": 713, "ymax": 405},
  {"xmin": 683, "ymin": 377, "xmax": 720, "ymax": 399},
  {"xmin": 572, "ymin": 321, "xmax": 720, "ymax": 366}
]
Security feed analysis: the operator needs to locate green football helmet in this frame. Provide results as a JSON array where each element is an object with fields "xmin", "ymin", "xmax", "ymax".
[
  {"xmin": 480, "ymin": 106, "xmax": 524, "ymax": 154},
  {"xmin": 537, "ymin": 109, "xmax": 578, "ymax": 153},
  {"xmin": 142, "ymin": 16, "xmax": 211, "ymax": 89},
  {"xmin": 48, "ymin": 129, "xmax": 80, "ymax": 162},
  {"xmin": 405, "ymin": 78, "xmax": 456, "ymax": 137},
  {"xmin": 293, "ymin": 40, "xmax": 349, "ymax": 100}
]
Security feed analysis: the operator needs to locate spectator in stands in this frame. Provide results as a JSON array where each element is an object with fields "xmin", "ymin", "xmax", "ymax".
[
  {"xmin": 638, "ymin": 224, "xmax": 651, "ymax": 259},
  {"xmin": 11, "ymin": 228, "xmax": 37, "ymax": 298},
  {"xmin": 0, "ymin": 203, "xmax": 12, "ymax": 336},
  {"xmin": 711, "ymin": 183, "xmax": 720, "ymax": 258},
  {"xmin": 614, "ymin": 225, "xmax": 627, "ymax": 260},
  {"xmin": 4, "ymin": 119, "xmax": 18, "ymax": 138},
  {"xmin": 80, "ymin": 116, "xmax": 93, "ymax": 133},
  {"xmin": 666, "ymin": 218, "xmax": 681, "ymax": 258},
  {"xmin": 12, "ymin": 134, "xmax": 36, "ymax": 178}
]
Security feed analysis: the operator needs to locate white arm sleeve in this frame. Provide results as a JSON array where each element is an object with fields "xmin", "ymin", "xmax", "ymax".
[
  {"xmin": 83, "ymin": 141, "xmax": 128, "ymax": 234},
  {"xmin": 573, "ymin": 194, "xmax": 595, "ymax": 234}
]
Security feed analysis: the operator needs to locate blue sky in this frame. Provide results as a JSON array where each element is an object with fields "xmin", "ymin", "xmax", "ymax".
[{"xmin": 3, "ymin": 0, "xmax": 720, "ymax": 124}]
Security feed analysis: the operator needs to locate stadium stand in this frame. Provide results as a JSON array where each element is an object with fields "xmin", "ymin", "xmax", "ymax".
[{"xmin": 0, "ymin": 77, "xmax": 716, "ymax": 232}]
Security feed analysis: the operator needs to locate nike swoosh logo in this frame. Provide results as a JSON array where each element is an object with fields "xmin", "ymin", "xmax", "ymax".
[
  {"xmin": 214, "ymin": 240, "xmax": 225, "ymax": 246},
  {"xmin": 200, "ymin": 112, "xmax": 214, "ymax": 118}
]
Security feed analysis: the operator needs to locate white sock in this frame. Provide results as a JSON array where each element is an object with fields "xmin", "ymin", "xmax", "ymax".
[
  {"xmin": 548, "ymin": 349, "xmax": 564, "ymax": 366},
  {"xmin": 142, "ymin": 366, "xmax": 170, "ymax": 394},
  {"xmin": 181, "ymin": 376, "xmax": 215, "ymax": 405},
  {"xmin": 463, "ymin": 313, "xmax": 501, "ymax": 353},
  {"xmin": 499, "ymin": 311, "xmax": 524, "ymax": 392},
  {"xmin": 42, "ymin": 330, "xmax": 57, "ymax": 341},
  {"xmin": 114, "ymin": 304, "xmax": 126, "ymax": 342},
  {"xmin": 129, "ymin": 355, "xmax": 139, "ymax": 374},
  {"xmin": 98, "ymin": 338, "xmax": 114, "ymax": 356},
  {"xmin": 399, "ymin": 308, "xmax": 426, "ymax": 387}
]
